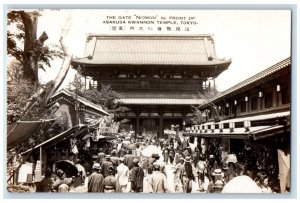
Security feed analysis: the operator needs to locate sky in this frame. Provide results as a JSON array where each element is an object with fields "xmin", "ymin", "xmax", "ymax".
[{"xmin": 35, "ymin": 9, "xmax": 291, "ymax": 92}]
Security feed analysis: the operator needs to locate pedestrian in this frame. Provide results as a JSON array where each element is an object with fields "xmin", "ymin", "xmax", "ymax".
[
  {"xmin": 182, "ymin": 156, "xmax": 194, "ymax": 193},
  {"xmin": 116, "ymin": 157, "xmax": 129, "ymax": 192},
  {"xmin": 147, "ymin": 162, "xmax": 170, "ymax": 193},
  {"xmin": 169, "ymin": 146, "xmax": 175, "ymax": 165},
  {"xmin": 130, "ymin": 158, "xmax": 144, "ymax": 193},
  {"xmin": 101, "ymin": 155, "xmax": 114, "ymax": 178},
  {"xmin": 196, "ymin": 155, "xmax": 206, "ymax": 191},
  {"xmin": 100, "ymin": 166, "xmax": 117, "ymax": 193},
  {"xmin": 174, "ymin": 158, "xmax": 184, "ymax": 192},
  {"xmin": 88, "ymin": 163, "xmax": 104, "ymax": 192}
]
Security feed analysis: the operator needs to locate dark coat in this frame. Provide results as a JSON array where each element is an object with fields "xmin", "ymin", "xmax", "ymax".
[
  {"xmin": 88, "ymin": 172, "xmax": 104, "ymax": 192},
  {"xmin": 101, "ymin": 160, "xmax": 114, "ymax": 178},
  {"xmin": 130, "ymin": 166, "xmax": 144, "ymax": 191}
]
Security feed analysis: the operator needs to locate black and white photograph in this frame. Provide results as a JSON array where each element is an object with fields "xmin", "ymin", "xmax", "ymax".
[{"xmin": 5, "ymin": 8, "xmax": 292, "ymax": 196}]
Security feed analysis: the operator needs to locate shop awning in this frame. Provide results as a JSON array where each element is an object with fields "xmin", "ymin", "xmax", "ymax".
[
  {"xmin": 251, "ymin": 125, "xmax": 288, "ymax": 140},
  {"xmin": 7, "ymin": 119, "xmax": 56, "ymax": 150},
  {"xmin": 20, "ymin": 125, "xmax": 88, "ymax": 155}
]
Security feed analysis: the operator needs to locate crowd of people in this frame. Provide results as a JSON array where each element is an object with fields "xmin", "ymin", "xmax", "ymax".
[{"xmin": 35, "ymin": 136, "xmax": 277, "ymax": 193}]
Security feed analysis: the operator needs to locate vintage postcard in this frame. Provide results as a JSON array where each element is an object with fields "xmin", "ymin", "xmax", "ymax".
[{"xmin": 5, "ymin": 8, "xmax": 291, "ymax": 196}]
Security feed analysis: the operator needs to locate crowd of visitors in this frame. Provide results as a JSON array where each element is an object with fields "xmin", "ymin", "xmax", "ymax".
[{"xmin": 35, "ymin": 135, "xmax": 277, "ymax": 193}]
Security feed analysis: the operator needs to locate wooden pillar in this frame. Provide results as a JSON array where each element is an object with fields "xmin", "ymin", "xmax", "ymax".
[
  {"xmin": 136, "ymin": 117, "xmax": 140, "ymax": 137},
  {"xmin": 159, "ymin": 117, "xmax": 163, "ymax": 138},
  {"xmin": 136, "ymin": 107, "xmax": 140, "ymax": 137}
]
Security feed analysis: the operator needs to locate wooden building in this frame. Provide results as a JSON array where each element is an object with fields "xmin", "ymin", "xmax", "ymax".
[
  {"xmin": 71, "ymin": 34, "xmax": 231, "ymax": 138},
  {"xmin": 185, "ymin": 57, "xmax": 291, "ymax": 140},
  {"xmin": 48, "ymin": 89, "xmax": 109, "ymax": 127},
  {"xmin": 184, "ymin": 57, "xmax": 291, "ymax": 192}
]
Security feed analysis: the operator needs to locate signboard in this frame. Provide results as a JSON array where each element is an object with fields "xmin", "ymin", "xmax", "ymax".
[{"xmin": 102, "ymin": 14, "xmax": 199, "ymax": 33}]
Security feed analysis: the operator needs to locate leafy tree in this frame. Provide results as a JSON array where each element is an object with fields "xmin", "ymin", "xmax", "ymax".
[{"xmin": 7, "ymin": 10, "xmax": 63, "ymax": 88}]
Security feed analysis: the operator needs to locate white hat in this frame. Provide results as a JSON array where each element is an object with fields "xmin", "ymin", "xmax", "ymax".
[
  {"xmin": 93, "ymin": 163, "xmax": 101, "ymax": 170},
  {"xmin": 212, "ymin": 168, "xmax": 224, "ymax": 176}
]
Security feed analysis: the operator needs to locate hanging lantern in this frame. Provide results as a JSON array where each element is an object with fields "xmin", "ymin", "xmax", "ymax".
[{"xmin": 277, "ymin": 84, "xmax": 281, "ymax": 92}]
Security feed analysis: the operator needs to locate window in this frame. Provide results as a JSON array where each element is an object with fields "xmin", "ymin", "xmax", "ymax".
[
  {"xmin": 251, "ymin": 97, "xmax": 258, "ymax": 110},
  {"xmin": 265, "ymin": 92, "xmax": 273, "ymax": 108}
]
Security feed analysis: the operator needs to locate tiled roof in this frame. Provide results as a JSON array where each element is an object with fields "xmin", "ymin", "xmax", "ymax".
[
  {"xmin": 72, "ymin": 34, "xmax": 231, "ymax": 66},
  {"xmin": 50, "ymin": 89, "xmax": 109, "ymax": 115},
  {"xmin": 117, "ymin": 91, "xmax": 204, "ymax": 105},
  {"xmin": 205, "ymin": 57, "xmax": 291, "ymax": 103}
]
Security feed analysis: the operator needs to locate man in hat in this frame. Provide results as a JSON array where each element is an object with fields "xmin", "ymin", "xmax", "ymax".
[
  {"xmin": 116, "ymin": 157, "xmax": 129, "ymax": 192},
  {"xmin": 147, "ymin": 162, "xmax": 170, "ymax": 193},
  {"xmin": 182, "ymin": 156, "xmax": 194, "ymax": 193},
  {"xmin": 101, "ymin": 155, "xmax": 114, "ymax": 178},
  {"xmin": 130, "ymin": 158, "xmax": 144, "ymax": 193},
  {"xmin": 212, "ymin": 168, "xmax": 225, "ymax": 185},
  {"xmin": 88, "ymin": 163, "xmax": 104, "ymax": 192}
]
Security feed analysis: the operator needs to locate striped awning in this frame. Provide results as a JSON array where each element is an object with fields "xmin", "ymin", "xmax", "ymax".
[
  {"xmin": 184, "ymin": 125, "xmax": 286, "ymax": 140},
  {"xmin": 184, "ymin": 111, "xmax": 290, "ymax": 139}
]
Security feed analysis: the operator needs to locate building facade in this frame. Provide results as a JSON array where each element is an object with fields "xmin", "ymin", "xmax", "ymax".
[
  {"xmin": 71, "ymin": 34, "xmax": 231, "ymax": 138},
  {"xmin": 184, "ymin": 57, "xmax": 291, "ymax": 193}
]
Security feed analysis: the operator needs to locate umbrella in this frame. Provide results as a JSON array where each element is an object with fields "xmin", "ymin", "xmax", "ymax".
[
  {"xmin": 222, "ymin": 175, "xmax": 262, "ymax": 193},
  {"xmin": 141, "ymin": 145, "xmax": 162, "ymax": 158},
  {"xmin": 224, "ymin": 154, "xmax": 238, "ymax": 164},
  {"xmin": 55, "ymin": 160, "xmax": 78, "ymax": 178}
]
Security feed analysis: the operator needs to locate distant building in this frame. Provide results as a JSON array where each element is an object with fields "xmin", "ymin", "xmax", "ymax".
[{"xmin": 71, "ymin": 34, "xmax": 231, "ymax": 138}]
